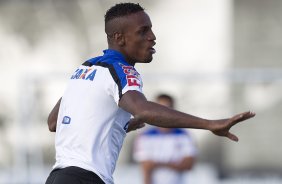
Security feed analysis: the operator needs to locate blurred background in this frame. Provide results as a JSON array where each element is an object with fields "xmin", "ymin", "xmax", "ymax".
[{"xmin": 0, "ymin": 0, "xmax": 282, "ymax": 183}]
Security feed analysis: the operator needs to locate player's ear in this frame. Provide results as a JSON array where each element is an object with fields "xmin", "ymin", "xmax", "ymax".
[{"xmin": 113, "ymin": 32, "xmax": 125, "ymax": 46}]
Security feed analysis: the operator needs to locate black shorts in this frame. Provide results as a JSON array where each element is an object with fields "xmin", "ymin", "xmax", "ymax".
[{"xmin": 45, "ymin": 166, "xmax": 105, "ymax": 184}]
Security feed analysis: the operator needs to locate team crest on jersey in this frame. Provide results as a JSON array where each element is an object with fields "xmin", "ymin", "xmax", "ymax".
[
  {"xmin": 119, "ymin": 63, "xmax": 141, "ymax": 87},
  {"xmin": 70, "ymin": 68, "xmax": 97, "ymax": 81},
  {"xmin": 62, "ymin": 116, "xmax": 71, "ymax": 124}
]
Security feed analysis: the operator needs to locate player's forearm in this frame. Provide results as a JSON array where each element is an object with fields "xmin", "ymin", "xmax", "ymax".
[
  {"xmin": 161, "ymin": 157, "xmax": 195, "ymax": 171},
  {"xmin": 120, "ymin": 91, "xmax": 255, "ymax": 141},
  {"xmin": 47, "ymin": 97, "xmax": 61, "ymax": 132},
  {"xmin": 133, "ymin": 101, "xmax": 211, "ymax": 130},
  {"xmin": 141, "ymin": 162, "xmax": 154, "ymax": 184},
  {"xmin": 143, "ymin": 172, "xmax": 152, "ymax": 184}
]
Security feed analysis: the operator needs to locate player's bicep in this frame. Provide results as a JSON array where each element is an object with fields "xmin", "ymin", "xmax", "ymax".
[{"xmin": 119, "ymin": 90, "xmax": 148, "ymax": 116}]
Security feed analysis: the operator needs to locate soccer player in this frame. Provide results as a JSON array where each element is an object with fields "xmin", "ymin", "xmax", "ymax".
[
  {"xmin": 134, "ymin": 94, "xmax": 197, "ymax": 184},
  {"xmin": 45, "ymin": 3, "xmax": 255, "ymax": 184}
]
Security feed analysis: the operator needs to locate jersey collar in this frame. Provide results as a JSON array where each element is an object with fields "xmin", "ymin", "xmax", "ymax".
[{"xmin": 103, "ymin": 49, "xmax": 133, "ymax": 66}]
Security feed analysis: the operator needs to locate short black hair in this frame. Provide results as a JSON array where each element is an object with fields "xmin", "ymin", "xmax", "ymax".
[
  {"xmin": 105, "ymin": 3, "xmax": 144, "ymax": 23},
  {"xmin": 156, "ymin": 94, "xmax": 174, "ymax": 108}
]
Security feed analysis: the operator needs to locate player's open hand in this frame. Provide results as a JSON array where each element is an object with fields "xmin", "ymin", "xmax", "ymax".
[
  {"xmin": 210, "ymin": 111, "xmax": 256, "ymax": 142},
  {"xmin": 126, "ymin": 118, "xmax": 145, "ymax": 133}
]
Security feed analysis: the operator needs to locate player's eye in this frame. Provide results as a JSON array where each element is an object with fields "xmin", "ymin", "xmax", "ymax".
[{"xmin": 138, "ymin": 27, "xmax": 149, "ymax": 35}]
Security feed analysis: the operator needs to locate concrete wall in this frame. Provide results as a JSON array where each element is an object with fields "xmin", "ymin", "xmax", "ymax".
[{"xmin": 221, "ymin": 0, "xmax": 282, "ymax": 176}]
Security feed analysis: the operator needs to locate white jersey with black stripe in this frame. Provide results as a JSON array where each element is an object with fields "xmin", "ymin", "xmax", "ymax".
[{"xmin": 53, "ymin": 49, "xmax": 143, "ymax": 184}]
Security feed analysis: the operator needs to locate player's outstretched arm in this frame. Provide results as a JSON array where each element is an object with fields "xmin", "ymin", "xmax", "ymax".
[
  {"xmin": 119, "ymin": 91, "xmax": 255, "ymax": 141},
  {"xmin": 47, "ymin": 97, "xmax": 62, "ymax": 132}
]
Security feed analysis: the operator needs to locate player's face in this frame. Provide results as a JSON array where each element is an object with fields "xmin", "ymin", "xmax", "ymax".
[
  {"xmin": 123, "ymin": 11, "xmax": 156, "ymax": 64},
  {"xmin": 157, "ymin": 98, "xmax": 173, "ymax": 108}
]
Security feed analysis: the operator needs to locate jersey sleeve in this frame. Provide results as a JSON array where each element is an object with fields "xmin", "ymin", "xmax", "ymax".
[{"xmin": 110, "ymin": 62, "xmax": 143, "ymax": 104}]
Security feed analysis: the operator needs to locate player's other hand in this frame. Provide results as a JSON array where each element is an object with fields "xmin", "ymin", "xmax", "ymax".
[
  {"xmin": 209, "ymin": 111, "xmax": 256, "ymax": 142},
  {"xmin": 126, "ymin": 118, "xmax": 145, "ymax": 133}
]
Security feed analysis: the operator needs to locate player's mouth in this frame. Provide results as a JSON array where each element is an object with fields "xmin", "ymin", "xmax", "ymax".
[
  {"xmin": 149, "ymin": 42, "xmax": 156, "ymax": 54},
  {"xmin": 149, "ymin": 47, "xmax": 156, "ymax": 54}
]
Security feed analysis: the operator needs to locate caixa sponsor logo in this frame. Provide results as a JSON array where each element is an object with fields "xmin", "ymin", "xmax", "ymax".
[
  {"xmin": 62, "ymin": 116, "xmax": 71, "ymax": 124},
  {"xmin": 70, "ymin": 68, "xmax": 97, "ymax": 81}
]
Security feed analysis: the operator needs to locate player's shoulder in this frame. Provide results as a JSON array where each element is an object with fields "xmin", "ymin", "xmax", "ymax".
[
  {"xmin": 86, "ymin": 49, "xmax": 128, "ymax": 65},
  {"xmin": 86, "ymin": 56, "xmax": 103, "ymax": 66},
  {"xmin": 86, "ymin": 51, "xmax": 136, "ymax": 76}
]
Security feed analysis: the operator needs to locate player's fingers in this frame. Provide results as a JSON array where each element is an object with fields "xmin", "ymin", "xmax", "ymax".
[
  {"xmin": 128, "ymin": 118, "xmax": 138, "ymax": 124},
  {"xmin": 126, "ymin": 120, "xmax": 145, "ymax": 133},
  {"xmin": 138, "ymin": 123, "xmax": 146, "ymax": 129},
  {"xmin": 230, "ymin": 111, "xmax": 256, "ymax": 126},
  {"xmin": 129, "ymin": 118, "xmax": 143, "ymax": 126},
  {"xmin": 226, "ymin": 132, "xmax": 239, "ymax": 142},
  {"xmin": 240, "ymin": 111, "xmax": 256, "ymax": 121},
  {"xmin": 229, "ymin": 113, "xmax": 244, "ymax": 127}
]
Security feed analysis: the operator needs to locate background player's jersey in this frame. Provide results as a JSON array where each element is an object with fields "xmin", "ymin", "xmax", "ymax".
[
  {"xmin": 134, "ymin": 128, "xmax": 197, "ymax": 184},
  {"xmin": 53, "ymin": 49, "xmax": 143, "ymax": 184}
]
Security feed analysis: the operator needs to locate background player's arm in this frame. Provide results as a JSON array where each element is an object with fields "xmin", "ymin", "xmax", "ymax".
[
  {"xmin": 140, "ymin": 157, "xmax": 195, "ymax": 184},
  {"xmin": 119, "ymin": 91, "xmax": 255, "ymax": 141},
  {"xmin": 140, "ymin": 161, "xmax": 156, "ymax": 184},
  {"xmin": 47, "ymin": 97, "xmax": 61, "ymax": 132},
  {"xmin": 160, "ymin": 156, "xmax": 196, "ymax": 171}
]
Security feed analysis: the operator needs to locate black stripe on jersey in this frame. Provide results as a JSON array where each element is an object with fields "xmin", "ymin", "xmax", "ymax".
[
  {"xmin": 82, "ymin": 61, "xmax": 94, "ymax": 67},
  {"xmin": 95, "ymin": 62, "xmax": 123, "ymax": 100}
]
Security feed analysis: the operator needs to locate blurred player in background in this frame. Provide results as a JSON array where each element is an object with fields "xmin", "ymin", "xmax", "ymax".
[
  {"xmin": 134, "ymin": 94, "xmax": 197, "ymax": 184},
  {"xmin": 46, "ymin": 2, "xmax": 255, "ymax": 184}
]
